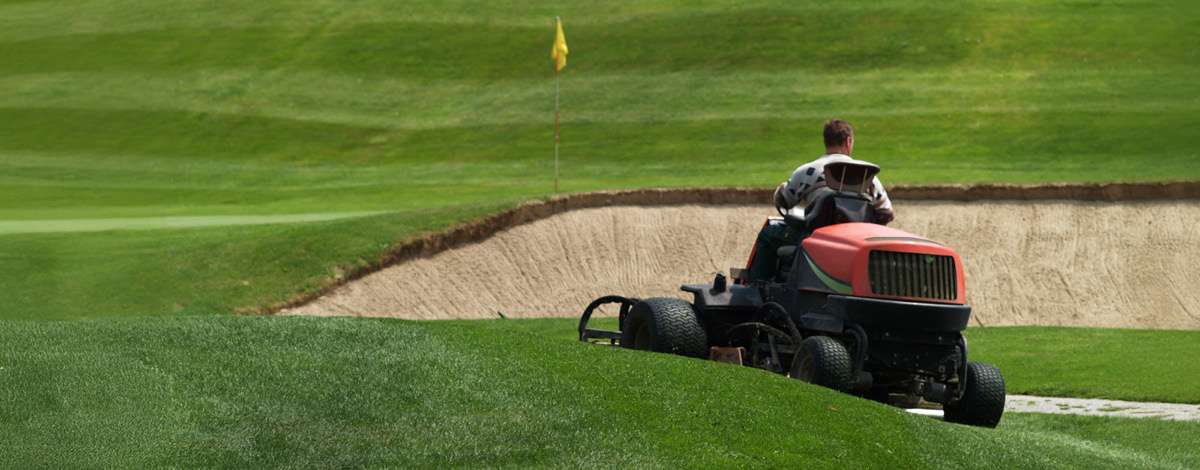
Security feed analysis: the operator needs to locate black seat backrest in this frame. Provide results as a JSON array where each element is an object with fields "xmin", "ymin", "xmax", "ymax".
[
  {"xmin": 782, "ymin": 159, "xmax": 883, "ymax": 234},
  {"xmin": 801, "ymin": 190, "xmax": 875, "ymax": 232}
]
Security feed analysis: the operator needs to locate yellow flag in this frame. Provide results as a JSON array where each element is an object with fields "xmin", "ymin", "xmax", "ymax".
[{"xmin": 551, "ymin": 18, "xmax": 568, "ymax": 71}]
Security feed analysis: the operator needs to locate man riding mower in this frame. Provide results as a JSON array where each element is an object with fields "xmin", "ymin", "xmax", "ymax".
[{"xmin": 578, "ymin": 160, "xmax": 1006, "ymax": 428}]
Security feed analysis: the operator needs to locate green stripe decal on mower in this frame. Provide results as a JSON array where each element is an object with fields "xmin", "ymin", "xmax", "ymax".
[{"xmin": 805, "ymin": 252, "xmax": 852, "ymax": 294}]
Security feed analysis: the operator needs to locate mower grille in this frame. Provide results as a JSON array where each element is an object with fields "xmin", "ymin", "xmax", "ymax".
[{"xmin": 868, "ymin": 251, "xmax": 958, "ymax": 301}]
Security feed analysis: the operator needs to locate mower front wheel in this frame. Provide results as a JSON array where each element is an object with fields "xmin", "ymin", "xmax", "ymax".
[
  {"xmin": 944, "ymin": 361, "xmax": 1006, "ymax": 428},
  {"xmin": 791, "ymin": 335, "xmax": 855, "ymax": 393},
  {"xmin": 621, "ymin": 298, "xmax": 708, "ymax": 358}
]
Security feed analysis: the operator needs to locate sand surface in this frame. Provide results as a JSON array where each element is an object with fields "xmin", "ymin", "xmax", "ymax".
[{"xmin": 283, "ymin": 201, "xmax": 1200, "ymax": 329}]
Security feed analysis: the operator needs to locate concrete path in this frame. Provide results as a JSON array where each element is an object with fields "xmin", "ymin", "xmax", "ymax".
[{"xmin": 907, "ymin": 395, "xmax": 1200, "ymax": 421}]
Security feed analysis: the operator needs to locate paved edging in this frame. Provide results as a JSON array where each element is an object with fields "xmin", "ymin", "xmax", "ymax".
[
  {"xmin": 908, "ymin": 395, "xmax": 1200, "ymax": 421},
  {"xmin": 1003, "ymin": 394, "xmax": 1200, "ymax": 421}
]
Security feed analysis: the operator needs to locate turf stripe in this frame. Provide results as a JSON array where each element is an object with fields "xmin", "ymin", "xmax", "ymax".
[
  {"xmin": 0, "ymin": 211, "xmax": 387, "ymax": 234},
  {"xmin": 2, "ymin": 67, "xmax": 1193, "ymax": 131}
]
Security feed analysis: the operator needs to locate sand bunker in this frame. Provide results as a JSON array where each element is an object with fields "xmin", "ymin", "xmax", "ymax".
[{"xmin": 282, "ymin": 200, "xmax": 1200, "ymax": 329}]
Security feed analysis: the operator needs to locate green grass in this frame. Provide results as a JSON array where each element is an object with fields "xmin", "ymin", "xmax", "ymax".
[
  {"xmin": 0, "ymin": 198, "xmax": 529, "ymax": 320},
  {"xmin": 2, "ymin": 0, "xmax": 1199, "ymax": 320},
  {"xmin": 967, "ymin": 327, "xmax": 1200, "ymax": 404},
  {"xmin": 2, "ymin": 315, "xmax": 1198, "ymax": 468},
  {"xmin": 4, "ymin": 0, "xmax": 1200, "ymax": 465},
  {"xmin": 468, "ymin": 317, "xmax": 1200, "ymax": 404}
]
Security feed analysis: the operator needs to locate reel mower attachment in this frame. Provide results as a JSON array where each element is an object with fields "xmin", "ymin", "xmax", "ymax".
[{"xmin": 578, "ymin": 295, "xmax": 640, "ymax": 345}]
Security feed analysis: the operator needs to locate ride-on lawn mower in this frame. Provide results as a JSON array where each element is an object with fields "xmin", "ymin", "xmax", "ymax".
[{"xmin": 578, "ymin": 161, "xmax": 1006, "ymax": 427}]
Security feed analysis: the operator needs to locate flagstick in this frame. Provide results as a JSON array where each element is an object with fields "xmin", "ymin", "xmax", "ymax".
[{"xmin": 554, "ymin": 62, "xmax": 560, "ymax": 193}]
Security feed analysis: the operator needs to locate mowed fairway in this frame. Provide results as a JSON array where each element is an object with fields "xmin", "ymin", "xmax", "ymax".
[
  {"xmin": 2, "ymin": 0, "xmax": 1198, "ymax": 320},
  {"xmin": 2, "ymin": 0, "xmax": 1200, "ymax": 467}
]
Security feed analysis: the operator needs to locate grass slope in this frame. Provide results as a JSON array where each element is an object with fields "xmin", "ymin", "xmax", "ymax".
[
  {"xmin": 2, "ymin": 0, "xmax": 1199, "ymax": 320},
  {"xmin": 476, "ymin": 317, "xmax": 1200, "ymax": 404},
  {"xmin": 2, "ymin": 315, "xmax": 1198, "ymax": 468}
]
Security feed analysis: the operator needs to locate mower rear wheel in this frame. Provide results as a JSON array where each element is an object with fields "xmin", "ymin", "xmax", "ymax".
[
  {"xmin": 621, "ymin": 297, "xmax": 707, "ymax": 358},
  {"xmin": 944, "ymin": 361, "xmax": 1006, "ymax": 428},
  {"xmin": 792, "ymin": 335, "xmax": 855, "ymax": 393}
]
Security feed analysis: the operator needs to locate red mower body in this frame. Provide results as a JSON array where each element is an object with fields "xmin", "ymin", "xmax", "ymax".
[{"xmin": 800, "ymin": 223, "xmax": 966, "ymax": 305}]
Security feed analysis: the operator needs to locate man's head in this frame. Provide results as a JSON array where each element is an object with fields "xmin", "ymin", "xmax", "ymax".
[{"xmin": 823, "ymin": 119, "xmax": 854, "ymax": 155}]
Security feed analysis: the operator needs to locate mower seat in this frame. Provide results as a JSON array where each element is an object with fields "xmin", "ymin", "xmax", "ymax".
[
  {"xmin": 805, "ymin": 190, "xmax": 876, "ymax": 232},
  {"xmin": 782, "ymin": 159, "xmax": 881, "ymax": 234},
  {"xmin": 783, "ymin": 189, "xmax": 877, "ymax": 235}
]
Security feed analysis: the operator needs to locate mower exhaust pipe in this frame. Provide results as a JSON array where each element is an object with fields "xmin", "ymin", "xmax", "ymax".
[
  {"xmin": 854, "ymin": 372, "xmax": 874, "ymax": 392},
  {"xmin": 924, "ymin": 382, "xmax": 954, "ymax": 404}
]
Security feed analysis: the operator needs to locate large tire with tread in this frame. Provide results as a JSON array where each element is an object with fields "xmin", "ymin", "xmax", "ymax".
[
  {"xmin": 791, "ymin": 335, "xmax": 855, "ymax": 393},
  {"xmin": 621, "ymin": 298, "xmax": 708, "ymax": 358},
  {"xmin": 944, "ymin": 361, "xmax": 1006, "ymax": 428}
]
